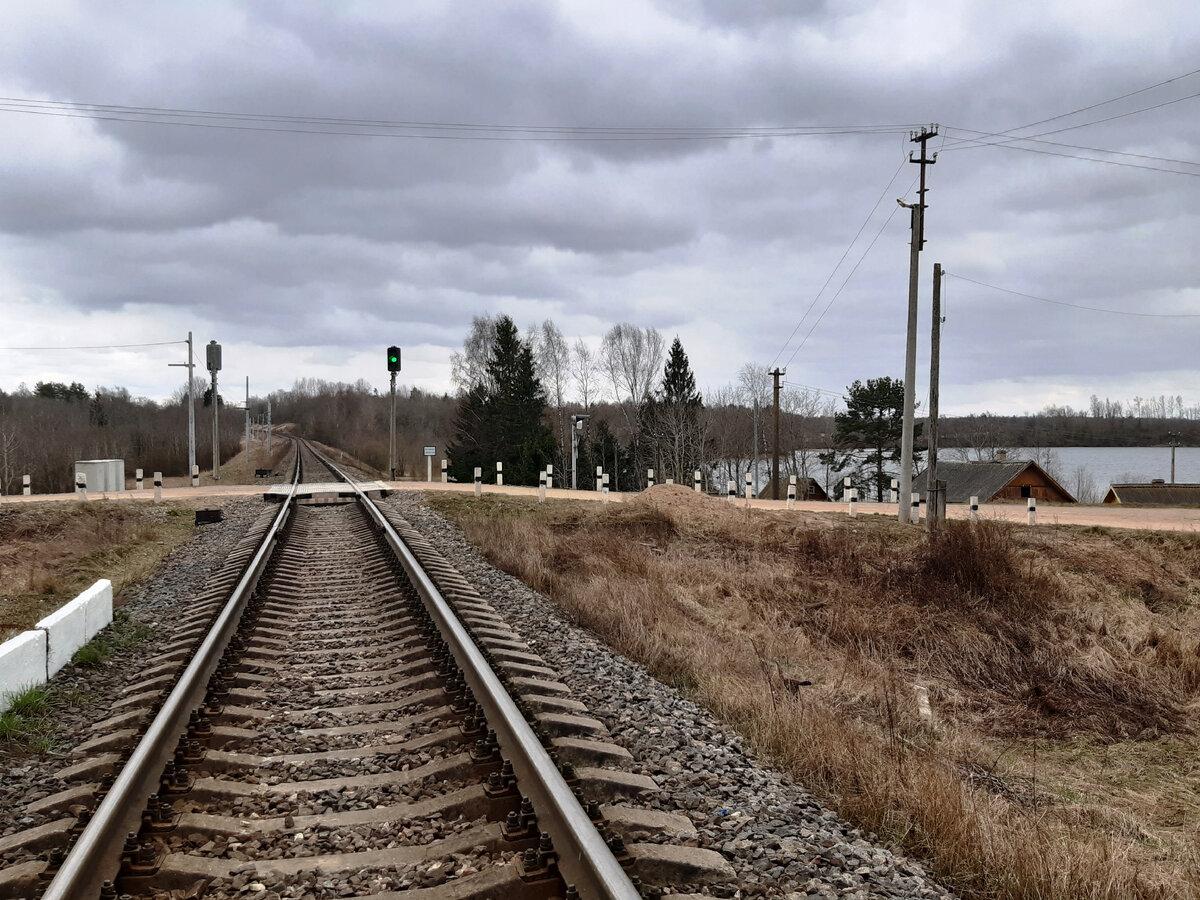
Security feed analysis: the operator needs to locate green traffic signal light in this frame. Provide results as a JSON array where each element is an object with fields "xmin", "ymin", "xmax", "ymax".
[{"xmin": 387, "ymin": 346, "xmax": 401, "ymax": 372}]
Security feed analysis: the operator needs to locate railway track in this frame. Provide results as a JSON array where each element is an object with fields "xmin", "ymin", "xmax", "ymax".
[{"xmin": 4, "ymin": 441, "xmax": 728, "ymax": 899}]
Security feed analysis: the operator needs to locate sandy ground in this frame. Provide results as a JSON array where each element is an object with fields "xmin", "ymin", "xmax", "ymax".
[{"xmin": 6, "ymin": 477, "xmax": 1197, "ymax": 532}]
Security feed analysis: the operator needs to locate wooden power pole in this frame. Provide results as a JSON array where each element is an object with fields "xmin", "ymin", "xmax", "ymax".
[
  {"xmin": 771, "ymin": 368, "xmax": 784, "ymax": 499},
  {"xmin": 926, "ymin": 263, "xmax": 943, "ymax": 534}
]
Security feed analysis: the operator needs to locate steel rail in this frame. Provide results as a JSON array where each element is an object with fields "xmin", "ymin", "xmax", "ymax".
[
  {"xmin": 309, "ymin": 446, "xmax": 641, "ymax": 900},
  {"xmin": 42, "ymin": 455, "xmax": 303, "ymax": 900}
]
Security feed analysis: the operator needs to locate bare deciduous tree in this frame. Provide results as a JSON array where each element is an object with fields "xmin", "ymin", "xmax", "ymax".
[{"xmin": 450, "ymin": 315, "xmax": 497, "ymax": 394}]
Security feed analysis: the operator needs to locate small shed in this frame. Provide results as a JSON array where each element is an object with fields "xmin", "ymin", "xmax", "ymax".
[
  {"xmin": 757, "ymin": 476, "xmax": 830, "ymax": 501},
  {"xmin": 912, "ymin": 459, "xmax": 1076, "ymax": 504},
  {"xmin": 1102, "ymin": 483, "xmax": 1200, "ymax": 505}
]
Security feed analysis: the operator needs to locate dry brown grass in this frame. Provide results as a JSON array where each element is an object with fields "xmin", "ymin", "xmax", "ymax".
[
  {"xmin": 0, "ymin": 501, "xmax": 198, "ymax": 641},
  {"xmin": 431, "ymin": 487, "xmax": 1200, "ymax": 900}
]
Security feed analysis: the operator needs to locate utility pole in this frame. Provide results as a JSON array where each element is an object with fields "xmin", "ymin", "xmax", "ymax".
[
  {"xmin": 1168, "ymin": 431, "xmax": 1180, "ymax": 483},
  {"xmin": 167, "ymin": 332, "xmax": 196, "ymax": 486},
  {"xmin": 926, "ymin": 263, "xmax": 943, "ymax": 534},
  {"xmin": 752, "ymin": 395, "xmax": 760, "ymax": 499},
  {"xmin": 770, "ymin": 368, "xmax": 784, "ymax": 499},
  {"xmin": 266, "ymin": 399, "xmax": 272, "ymax": 453},
  {"xmin": 899, "ymin": 125, "xmax": 938, "ymax": 524}
]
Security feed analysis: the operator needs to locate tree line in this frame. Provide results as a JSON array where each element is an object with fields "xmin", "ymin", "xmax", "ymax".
[{"xmin": 4, "ymin": 325, "xmax": 1198, "ymax": 496}]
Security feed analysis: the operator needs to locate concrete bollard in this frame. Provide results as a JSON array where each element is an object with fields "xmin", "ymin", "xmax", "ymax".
[
  {"xmin": 545, "ymin": 464, "xmax": 553, "ymax": 487},
  {"xmin": 441, "ymin": 459, "xmax": 448, "ymax": 484},
  {"xmin": 596, "ymin": 466, "xmax": 603, "ymax": 492},
  {"xmin": 22, "ymin": 474, "xmax": 30, "ymax": 496},
  {"xmin": 191, "ymin": 465, "xmax": 199, "ymax": 488},
  {"xmin": 136, "ymin": 468, "xmax": 144, "ymax": 491},
  {"xmin": 153, "ymin": 472, "xmax": 162, "ymax": 502},
  {"xmin": 890, "ymin": 478, "xmax": 898, "ymax": 505},
  {"xmin": 538, "ymin": 471, "xmax": 546, "ymax": 503},
  {"xmin": 496, "ymin": 461, "xmax": 503, "ymax": 487},
  {"xmin": 970, "ymin": 495, "xmax": 979, "ymax": 524},
  {"xmin": 848, "ymin": 487, "xmax": 857, "ymax": 517},
  {"xmin": 911, "ymin": 492, "xmax": 921, "ymax": 523},
  {"xmin": 694, "ymin": 469, "xmax": 701, "ymax": 493},
  {"xmin": 474, "ymin": 467, "xmax": 482, "ymax": 499},
  {"xmin": 647, "ymin": 468, "xmax": 655, "ymax": 488},
  {"xmin": 1028, "ymin": 497, "xmax": 1037, "ymax": 526},
  {"xmin": 602, "ymin": 473, "xmax": 610, "ymax": 503},
  {"xmin": 787, "ymin": 475, "xmax": 796, "ymax": 510},
  {"xmin": 75, "ymin": 471, "xmax": 87, "ymax": 499},
  {"xmin": 666, "ymin": 478, "xmax": 674, "ymax": 485},
  {"xmin": 727, "ymin": 479, "xmax": 735, "ymax": 502},
  {"xmin": 744, "ymin": 471, "xmax": 753, "ymax": 509}
]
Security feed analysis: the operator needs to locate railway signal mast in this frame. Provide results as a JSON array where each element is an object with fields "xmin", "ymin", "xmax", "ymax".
[
  {"xmin": 207, "ymin": 340, "xmax": 222, "ymax": 481},
  {"xmin": 387, "ymin": 346, "xmax": 401, "ymax": 481}
]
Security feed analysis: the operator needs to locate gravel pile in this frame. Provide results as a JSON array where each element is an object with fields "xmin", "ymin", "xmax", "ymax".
[
  {"xmin": 0, "ymin": 497, "xmax": 268, "ymax": 863},
  {"xmin": 389, "ymin": 493, "xmax": 958, "ymax": 900}
]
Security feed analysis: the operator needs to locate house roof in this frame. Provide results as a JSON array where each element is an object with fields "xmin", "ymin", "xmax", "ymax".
[
  {"xmin": 1102, "ymin": 483, "xmax": 1200, "ymax": 506},
  {"xmin": 912, "ymin": 460, "xmax": 1076, "ymax": 503}
]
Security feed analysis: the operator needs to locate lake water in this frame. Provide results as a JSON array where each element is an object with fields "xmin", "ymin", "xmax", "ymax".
[{"xmin": 772, "ymin": 446, "xmax": 1198, "ymax": 503}]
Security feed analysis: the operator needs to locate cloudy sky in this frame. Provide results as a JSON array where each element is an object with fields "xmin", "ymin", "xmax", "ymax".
[{"xmin": 1, "ymin": 0, "xmax": 1198, "ymax": 416}]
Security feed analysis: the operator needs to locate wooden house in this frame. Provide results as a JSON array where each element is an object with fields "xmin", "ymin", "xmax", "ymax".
[
  {"xmin": 1102, "ymin": 482, "xmax": 1200, "ymax": 505},
  {"xmin": 756, "ymin": 476, "xmax": 830, "ymax": 501},
  {"xmin": 912, "ymin": 459, "xmax": 1076, "ymax": 504}
]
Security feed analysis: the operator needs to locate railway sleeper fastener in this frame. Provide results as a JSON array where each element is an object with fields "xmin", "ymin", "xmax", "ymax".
[
  {"xmin": 187, "ymin": 712, "xmax": 213, "ymax": 741},
  {"xmin": 517, "ymin": 832, "xmax": 560, "ymax": 885},
  {"xmin": 141, "ymin": 793, "xmax": 180, "ymax": 834},
  {"xmin": 121, "ymin": 834, "xmax": 165, "ymax": 877},
  {"xmin": 159, "ymin": 761, "xmax": 193, "ymax": 795},
  {"xmin": 175, "ymin": 735, "xmax": 206, "ymax": 765},
  {"xmin": 501, "ymin": 796, "xmax": 540, "ymax": 842}
]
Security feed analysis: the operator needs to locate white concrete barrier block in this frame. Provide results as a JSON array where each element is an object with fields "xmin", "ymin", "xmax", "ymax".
[
  {"xmin": 79, "ymin": 579, "xmax": 114, "ymax": 641},
  {"xmin": 36, "ymin": 598, "xmax": 87, "ymax": 677},
  {"xmin": 0, "ymin": 631, "xmax": 48, "ymax": 712}
]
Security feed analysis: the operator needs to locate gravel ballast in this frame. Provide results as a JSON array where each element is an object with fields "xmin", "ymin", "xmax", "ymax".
[
  {"xmin": 389, "ymin": 492, "xmax": 957, "ymax": 900},
  {"xmin": 1, "ymin": 497, "xmax": 267, "ymax": 849}
]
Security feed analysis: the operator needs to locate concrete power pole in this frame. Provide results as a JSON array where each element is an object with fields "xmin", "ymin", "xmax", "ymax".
[
  {"xmin": 926, "ymin": 263, "xmax": 943, "ymax": 534},
  {"xmin": 167, "ymin": 332, "xmax": 197, "ymax": 486},
  {"xmin": 244, "ymin": 376, "xmax": 250, "ymax": 474},
  {"xmin": 899, "ymin": 125, "xmax": 938, "ymax": 524},
  {"xmin": 771, "ymin": 368, "xmax": 784, "ymax": 499},
  {"xmin": 1168, "ymin": 431, "xmax": 1180, "ymax": 483}
]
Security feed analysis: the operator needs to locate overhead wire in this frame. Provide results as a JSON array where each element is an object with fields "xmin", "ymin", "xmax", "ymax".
[
  {"xmin": 0, "ymin": 339, "xmax": 187, "ymax": 350},
  {"xmin": 0, "ymin": 97, "xmax": 918, "ymax": 142},
  {"xmin": 945, "ymin": 273, "xmax": 1200, "ymax": 318},
  {"xmin": 767, "ymin": 153, "xmax": 909, "ymax": 371}
]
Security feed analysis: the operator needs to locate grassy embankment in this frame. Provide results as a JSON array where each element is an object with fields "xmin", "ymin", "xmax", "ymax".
[
  {"xmin": 430, "ymin": 486, "xmax": 1200, "ymax": 900},
  {"xmin": 0, "ymin": 502, "xmax": 199, "ymax": 643}
]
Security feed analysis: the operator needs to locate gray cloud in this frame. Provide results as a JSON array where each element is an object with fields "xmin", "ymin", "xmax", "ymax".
[{"xmin": 0, "ymin": 0, "xmax": 1197, "ymax": 415}]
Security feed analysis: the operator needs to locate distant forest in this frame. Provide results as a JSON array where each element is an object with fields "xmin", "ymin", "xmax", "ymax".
[{"xmin": 2, "ymin": 362, "xmax": 1197, "ymax": 496}]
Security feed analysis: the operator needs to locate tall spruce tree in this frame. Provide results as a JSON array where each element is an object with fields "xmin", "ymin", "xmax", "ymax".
[
  {"xmin": 447, "ymin": 316, "xmax": 556, "ymax": 485},
  {"xmin": 643, "ymin": 337, "xmax": 704, "ymax": 483}
]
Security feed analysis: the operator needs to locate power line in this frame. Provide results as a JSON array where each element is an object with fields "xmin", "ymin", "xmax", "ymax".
[
  {"xmin": 943, "ymin": 66, "xmax": 1200, "ymax": 151},
  {"xmin": 946, "ymin": 273, "xmax": 1200, "ymax": 318},
  {"xmin": 942, "ymin": 129, "xmax": 1200, "ymax": 176},
  {"xmin": 943, "ymin": 126, "xmax": 1200, "ymax": 170},
  {"xmin": 781, "ymin": 178, "xmax": 914, "ymax": 371},
  {"xmin": 0, "ymin": 339, "xmax": 187, "ymax": 350},
  {"xmin": 768, "ymin": 155, "xmax": 909, "ymax": 370},
  {"xmin": 0, "ymin": 97, "xmax": 918, "ymax": 142}
]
